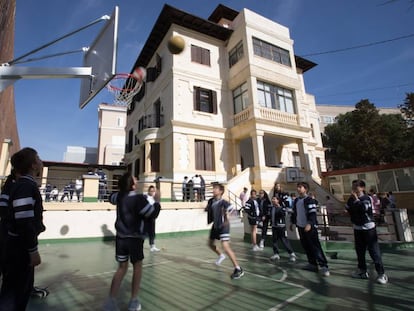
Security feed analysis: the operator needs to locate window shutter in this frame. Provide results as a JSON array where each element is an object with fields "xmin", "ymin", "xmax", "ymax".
[
  {"xmin": 194, "ymin": 87, "xmax": 200, "ymax": 110},
  {"xmin": 212, "ymin": 90, "xmax": 217, "ymax": 114}
]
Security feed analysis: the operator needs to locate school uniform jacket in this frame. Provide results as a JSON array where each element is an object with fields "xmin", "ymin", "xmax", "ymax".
[
  {"xmin": 244, "ymin": 198, "xmax": 261, "ymax": 220},
  {"xmin": 205, "ymin": 197, "xmax": 233, "ymax": 229},
  {"xmin": 290, "ymin": 195, "xmax": 318, "ymax": 228},
  {"xmin": 7, "ymin": 175, "xmax": 46, "ymax": 255},
  {"xmin": 271, "ymin": 205, "xmax": 288, "ymax": 228},
  {"xmin": 110, "ymin": 191, "xmax": 161, "ymax": 239},
  {"xmin": 345, "ymin": 194, "xmax": 375, "ymax": 230}
]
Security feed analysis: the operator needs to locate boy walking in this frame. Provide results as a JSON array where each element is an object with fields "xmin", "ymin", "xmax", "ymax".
[
  {"xmin": 290, "ymin": 182, "xmax": 330, "ymax": 276},
  {"xmin": 206, "ymin": 183, "xmax": 244, "ymax": 279},
  {"xmin": 346, "ymin": 179, "xmax": 388, "ymax": 284}
]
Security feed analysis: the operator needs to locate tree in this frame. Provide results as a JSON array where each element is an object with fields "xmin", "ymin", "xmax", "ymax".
[
  {"xmin": 323, "ymin": 99, "xmax": 409, "ymax": 169},
  {"xmin": 398, "ymin": 92, "xmax": 414, "ymax": 158}
]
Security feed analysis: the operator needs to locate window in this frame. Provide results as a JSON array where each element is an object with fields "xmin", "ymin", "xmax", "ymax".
[
  {"xmin": 233, "ymin": 82, "xmax": 249, "ymax": 114},
  {"xmin": 150, "ymin": 143, "xmax": 160, "ymax": 172},
  {"xmin": 252, "ymin": 37, "xmax": 291, "ymax": 67},
  {"xmin": 194, "ymin": 87, "xmax": 217, "ymax": 114},
  {"xmin": 117, "ymin": 117, "xmax": 124, "ymax": 127},
  {"xmin": 321, "ymin": 115, "xmax": 335, "ymax": 124},
  {"xmin": 134, "ymin": 158, "xmax": 140, "ymax": 178},
  {"xmin": 195, "ymin": 140, "xmax": 215, "ymax": 171},
  {"xmin": 257, "ymin": 81, "xmax": 295, "ymax": 113},
  {"xmin": 127, "ymin": 129, "xmax": 133, "ymax": 153},
  {"xmin": 310, "ymin": 124, "xmax": 315, "ymax": 138},
  {"xmin": 292, "ymin": 152, "xmax": 301, "ymax": 168},
  {"xmin": 229, "ymin": 41, "xmax": 244, "ymax": 68},
  {"xmin": 191, "ymin": 45, "xmax": 211, "ymax": 66}
]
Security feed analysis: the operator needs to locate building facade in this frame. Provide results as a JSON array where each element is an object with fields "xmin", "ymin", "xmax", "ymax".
[
  {"xmin": 0, "ymin": 0, "xmax": 20, "ymax": 179},
  {"xmin": 316, "ymin": 104, "xmax": 401, "ymax": 133},
  {"xmin": 123, "ymin": 4, "xmax": 326, "ymax": 196},
  {"xmin": 97, "ymin": 103, "xmax": 127, "ymax": 165}
]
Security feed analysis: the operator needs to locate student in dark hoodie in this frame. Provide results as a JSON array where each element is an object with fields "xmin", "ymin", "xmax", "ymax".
[
  {"xmin": 103, "ymin": 172, "xmax": 161, "ymax": 311},
  {"xmin": 290, "ymin": 182, "xmax": 329, "ymax": 277},
  {"xmin": 269, "ymin": 196, "xmax": 296, "ymax": 262},
  {"xmin": 346, "ymin": 179, "xmax": 388, "ymax": 285}
]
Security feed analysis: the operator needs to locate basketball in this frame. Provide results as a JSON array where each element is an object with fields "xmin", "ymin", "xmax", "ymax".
[
  {"xmin": 133, "ymin": 67, "xmax": 146, "ymax": 82},
  {"xmin": 168, "ymin": 35, "xmax": 185, "ymax": 54}
]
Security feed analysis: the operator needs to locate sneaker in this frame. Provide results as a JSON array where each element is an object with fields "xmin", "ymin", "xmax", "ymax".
[
  {"xmin": 215, "ymin": 254, "xmax": 226, "ymax": 266},
  {"xmin": 302, "ymin": 263, "xmax": 318, "ymax": 272},
  {"xmin": 31, "ymin": 286, "xmax": 49, "ymax": 298},
  {"xmin": 289, "ymin": 253, "xmax": 297, "ymax": 262},
  {"xmin": 259, "ymin": 239, "xmax": 265, "ymax": 248},
  {"xmin": 128, "ymin": 298, "xmax": 142, "ymax": 311},
  {"xmin": 376, "ymin": 274, "xmax": 388, "ymax": 285},
  {"xmin": 352, "ymin": 270, "xmax": 369, "ymax": 279},
  {"xmin": 320, "ymin": 266, "xmax": 330, "ymax": 277},
  {"xmin": 230, "ymin": 267, "xmax": 244, "ymax": 279},
  {"xmin": 270, "ymin": 254, "xmax": 280, "ymax": 260},
  {"xmin": 102, "ymin": 297, "xmax": 119, "ymax": 311},
  {"xmin": 252, "ymin": 245, "xmax": 261, "ymax": 251},
  {"xmin": 150, "ymin": 245, "xmax": 160, "ymax": 252}
]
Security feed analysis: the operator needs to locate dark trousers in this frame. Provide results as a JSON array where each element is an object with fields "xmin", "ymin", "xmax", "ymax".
[
  {"xmin": 354, "ymin": 228, "xmax": 384, "ymax": 274},
  {"xmin": 272, "ymin": 226, "xmax": 294, "ymax": 254},
  {"xmin": 298, "ymin": 226, "xmax": 328, "ymax": 268},
  {"xmin": 261, "ymin": 217, "xmax": 270, "ymax": 241},
  {"xmin": 0, "ymin": 236, "xmax": 34, "ymax": 311},
  {"xmin": 147, "ymin": 218, "xmax": 156, "ymax": 245}
]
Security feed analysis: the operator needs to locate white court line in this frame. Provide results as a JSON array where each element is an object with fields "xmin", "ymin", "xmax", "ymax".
[
  {"xmin": 185, "ymin": 254, "xmax": 310, "ymax": 310},
  {"xmin": 85, "ymin": 260, "xmax": 173, "ymax": 277}
]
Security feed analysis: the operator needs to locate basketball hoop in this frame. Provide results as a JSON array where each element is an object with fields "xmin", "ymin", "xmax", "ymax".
[{"xmin": 106, "ymin": 67, "xmax": 146, "ymax": 108}]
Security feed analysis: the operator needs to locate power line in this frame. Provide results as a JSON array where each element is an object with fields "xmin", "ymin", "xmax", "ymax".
[
  {"xmin": 302, "ymin": 33, "xmax": 414, "ymax": 57},
  {"xmin": 316, "ymin": 83, "xmax": 413, "ymax": 98}
]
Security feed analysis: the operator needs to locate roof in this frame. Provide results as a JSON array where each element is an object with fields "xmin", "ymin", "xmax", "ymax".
[
  {"xmin": 132, "ymin": 4, "xmax": 233, "ymax": 69},
  {"xmin": 132, "ymin": 4, "xmax": 316, "ymax": 73}
]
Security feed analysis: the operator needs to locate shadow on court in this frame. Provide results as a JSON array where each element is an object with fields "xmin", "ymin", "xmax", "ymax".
[{"xmin": 27, "ymin": 219, "xmax": 414, "ymax": 311}]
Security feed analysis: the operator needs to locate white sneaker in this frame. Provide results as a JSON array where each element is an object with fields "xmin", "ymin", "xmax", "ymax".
[
  {"xmin": 289, "ymin": 253, "xmax": 297, "ymax": 262},
  {"xmin": 252, "ymin": 245, "xmax": 261, "ymax": 251},
  {"xmin": 376, "ymin": 274, "xmax": 388, "ymax": 285},
  {"xmin": 150, "ymin": 245, "xmax": 160, "ymax": 252},
  {"xmin": 259, "ymin": 239, "xmax": 264, "ymax": 248},
  {"xmin": 270, "ymin": 254, "xmax": 280, "ymax": 260},
  {"xmin": 215, "ymin": 254, "xmax": 226, "ymax": 266},
  {"xmin": 320, "ymin": 266, "xmax": 330, "ymax": 277}
]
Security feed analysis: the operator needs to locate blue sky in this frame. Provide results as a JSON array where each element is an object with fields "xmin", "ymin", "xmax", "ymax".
[{"xmin": 11, "ymin": 0, "xmax": 414, "ymax": 161}]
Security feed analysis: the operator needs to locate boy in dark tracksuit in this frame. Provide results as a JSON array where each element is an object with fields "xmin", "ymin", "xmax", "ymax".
[
  {"xmin": 206, "ymin": 183, "xmax": 244, "ymax": 279},
  {"xmin": 103, "ymin": 172, "xmax": 161, "ymax": 311},
  {"xmin": 346, "ymin": 179, "xmax": 388, "ymax": 284},
  {"xmin": 0, "ymin": 148, "xmax": 46, "ymax": 310},
  {"xmin": 290, "ymin": 182, "xmax": 330, "ymax": 276},
  {"xmin": 269, "ymin": 196, "xmax": 296, "ymax": 262}
]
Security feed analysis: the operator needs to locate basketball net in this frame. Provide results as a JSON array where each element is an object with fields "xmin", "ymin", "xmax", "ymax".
[{"xmin": 106, "ymin": 67, "xmax": 146, "ymax": 108}]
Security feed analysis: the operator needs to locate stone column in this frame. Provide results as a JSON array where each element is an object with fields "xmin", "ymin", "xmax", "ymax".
[{"xmin": 82, "ymin": 174, "xmax": 100, "ymax": 202}]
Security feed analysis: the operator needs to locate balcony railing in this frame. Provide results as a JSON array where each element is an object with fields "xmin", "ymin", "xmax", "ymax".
[
  {"xmin": 138, "ymin": 114, "xmax": 164, "ymax": 132},
  {"xmin": 233, "ymin": 106, "xmax": 299, "ymax": 126}
]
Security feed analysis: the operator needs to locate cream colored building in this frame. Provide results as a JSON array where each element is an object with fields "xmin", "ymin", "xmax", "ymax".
[
  {"xmin": 97, "ymin": 103, "xmax": 127, "ymax": 165},
  {"xmin": 317, "ymin": 104, "xmax": 401, "ymax": 133},
  {"xmin": 123, "ymin": 4, "xmax": 326, "ymax": 197}
]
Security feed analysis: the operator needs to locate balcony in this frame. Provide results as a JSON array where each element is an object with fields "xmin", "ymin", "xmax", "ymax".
[
  {"xmin": 233, "ymin": 105, "xmax": 299, "ymax": 127},
  {"xmin": 138, "ymin": 114, "xmax": 164, "ymax": 132}
]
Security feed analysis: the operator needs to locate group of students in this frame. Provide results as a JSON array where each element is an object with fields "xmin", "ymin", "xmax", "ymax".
[
  {"xmin": 0, "ymin": 147, "xmax": 389, "ymax": 310},
  {"xmin": 240, "ymin": 181, "xmax": 388, "ymax": 284}
]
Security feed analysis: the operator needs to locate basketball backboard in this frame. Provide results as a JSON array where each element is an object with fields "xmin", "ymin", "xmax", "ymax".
[{"xmin": 79, "ymin": 6, "xmax": 119, "ymax": 109}]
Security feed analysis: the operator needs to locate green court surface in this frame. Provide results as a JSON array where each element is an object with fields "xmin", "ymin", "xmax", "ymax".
[{"xmin": 27, "ymin": 220, "xmax": 414, "ymax": 311}]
